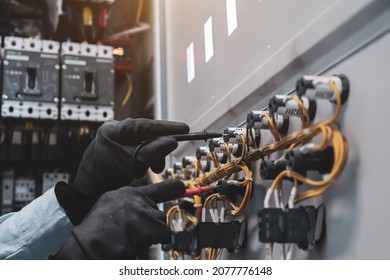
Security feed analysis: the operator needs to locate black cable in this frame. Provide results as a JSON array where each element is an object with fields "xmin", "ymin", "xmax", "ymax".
[{"xmin": 126, "ymin": 139, "xmax": 152, "ymax": 185}]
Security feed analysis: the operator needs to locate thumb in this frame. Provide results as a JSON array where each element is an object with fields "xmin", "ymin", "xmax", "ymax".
[{"xmin": 136, "ymin": 179, "xmax": 186, "ymax": 204}]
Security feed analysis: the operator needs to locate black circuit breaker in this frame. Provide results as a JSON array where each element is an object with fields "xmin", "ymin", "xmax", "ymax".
[
  {"xmin": 162, "ymin": 230, "xmax": 198, "ymax": 255},
  {"xmin": 60, "ymin": 42, "xmax": 114, "ymax": 122},
  {"xmin": 197, "ymin": 221, "xmax": 243, "ymax": 253},
  {"xmin": 258, "ymin": 204, "xmax": 326, "ymax": 250},
  {"xmin": 1, "ymin": 36, "xmax": 60, "ymax": 119}
]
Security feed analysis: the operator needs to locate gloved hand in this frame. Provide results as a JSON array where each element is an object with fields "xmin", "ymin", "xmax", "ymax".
[
  {"xmin": 55, "ymin": 118, "xmax": 189, "ymax": 224},
  {"xmin": 52, "ymin": 180, "xmax": 185, "ymax": 260}
]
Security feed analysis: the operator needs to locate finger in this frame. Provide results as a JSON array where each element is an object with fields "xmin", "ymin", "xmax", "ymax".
[
  {"xmin": 131, "ymin": 209, "xmax": 171, "ymax": 254},
  {"xmin": 102, "ymin": 118, "xmax": 189, "ymax": 145},
  {"xmin": 136, "ymin": 179, "xmax": 186, "ymax": 204},
  {"xmin": 137, "ymin": 137, "xmax": 178, "ymax": 173}
]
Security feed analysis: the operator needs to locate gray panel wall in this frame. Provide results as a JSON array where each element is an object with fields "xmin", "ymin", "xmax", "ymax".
[{"xmin": 155, "ymin": 0, "xmax": 390, "ymax": 259}]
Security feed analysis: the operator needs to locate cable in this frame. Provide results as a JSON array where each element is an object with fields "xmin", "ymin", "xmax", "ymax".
[
  {"xmin": 135, "ymin": 0, "xmax": 144, "ymax": 24},
  {"xmin": 163, "ymin": 75, "xmax": 348, "ymax": 260},
  {"xmin": 119, "ymin": 72, "xmax": 133, "ymax": 111}
]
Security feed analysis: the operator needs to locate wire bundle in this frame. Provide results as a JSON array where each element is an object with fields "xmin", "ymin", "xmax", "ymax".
[{"xmin": 166, "ymin": 80, "xmax": 348, "ymax": 260}]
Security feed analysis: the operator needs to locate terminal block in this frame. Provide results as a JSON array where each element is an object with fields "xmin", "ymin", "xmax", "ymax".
[
  {"xmin": 60, "ymin": 42, "xmax": 114, "ymax": 121},
  {"xmin": 162, "ymin": 229, "xmax": 197, "ymax": 255},
  {"xmin": 182, "ymin": 156, "xmax": 211, "ymax": 172},
  {"xmin": 269, "ymin": 95, "xmax": 316, "ymax": 122},
  {"xmin": 178, "ymin": 200, "xmax": 197, "ymax": 216},
  {"xmin": 197, "ymin": 221, "xmax": 243, "ymax": 253},
  {"xmin": 258, "ymin": 204, "xmax": 326, "ymax": 250},
  {"xmin": 172, "ymin": 162, "xmax": 186, "ymax": 180},
  {"xmin": 223, "ymin": 127, "xmax": 261, "ymax": 147},
  {"xmin": 208, "ymin": 138, "xmax": 243, "ymax": 157},
  {"xmin": 296, "ymin": 74, "xmax": 349, "ymax": 104},
  {"xmin": 1, "ymin": 37, "xmax": 60, "ymax": 119},
  {"xmin": 202, "ymin": 180, "xmax": 246, "ymax": 203},
  {"xmin": 285, "ymin": 146, "xmax": 334, "ymax": 175},
  {"xmin": 196, "ymin": 145, "xmax": 228, "ymax": 164},
  {"xmin": 247, "ymin": 111, "xmax": 289, "ymax": 133},
  {"xmin": 260, "ymin": 159, "xmax": 306, "ymax": 181}
]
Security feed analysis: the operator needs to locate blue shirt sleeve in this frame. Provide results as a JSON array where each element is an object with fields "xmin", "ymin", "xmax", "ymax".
[{"xmin": 0, "ymin": 187, "xmax": 73, "ymax": 260}]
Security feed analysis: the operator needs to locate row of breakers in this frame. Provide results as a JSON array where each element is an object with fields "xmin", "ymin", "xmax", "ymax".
[{"xmin": 1, "ymin": 36, "xmax": 115, "ymax": 122}]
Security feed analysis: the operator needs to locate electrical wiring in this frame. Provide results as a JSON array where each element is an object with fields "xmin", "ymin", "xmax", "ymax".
[
  {"xmin": 166, "ymin": 202, "xmax": 198, "ymax": 260},
  {"xmin": 289, "ymin": 96, "xmax": 312, "ymax": 128},
  {"xmin": 119, "ymin": 72, "xmax": 133, "ymax": 111},
  {"xmin": 264, "ymin": 112, "xmax": 281, "ymax": 141},
  {"xmin": 258, "ymin": 80, "xmax": 347, "ymax": 260},
  {"xmin": 187, "ymin": 81, "xmax": 344, "ymax": 187},
  {"xmin": 106, "ymin": 0, "xmax": 149, "ymax": 41},
  {"xmin": 223, "ymin": 142, "xmax": 232, "ymax": 163},
  {"xmin": 163, "ymin": 76, "xmax": 348, "ymax": 260},
  {"xmin": 135, "ymin": 0, "xmax": 144, "ymax": 24}
]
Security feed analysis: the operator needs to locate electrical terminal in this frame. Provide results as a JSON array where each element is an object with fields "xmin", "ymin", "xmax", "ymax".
[
  {"xmin": 222, "ymin": 127, "xmax": 261, "ymax": 147},
  {"xmin": 196, "ymin": 146, "xmax": 227, "ymax": 163},
  {"xmin": 182, "ymin": 155, "xmax": 211, "ymax": 172},
  {"xmin": 247, "ymin": 110, "xmax": 289, "ymax": 133},
  {"xmin": 269, "ymin": 95, "xmax": 317, "ymax": 122},
  {"xmin": 208, "ymin": 138, "xmax": 242, "ymax": 158},
  {"xmin": 296, "ymin": 74, "xmax": 349, "ymax": 104},
  {"xmin": 258, "ymin": 204, "xmax": 326, "ymax": 250},
  {"xmin": 285, "ymin": 146, "xmax": 334, "ymax": 175}
]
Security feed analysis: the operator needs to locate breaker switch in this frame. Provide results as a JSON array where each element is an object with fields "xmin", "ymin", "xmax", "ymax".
[{"xmin": 258, "ymin": 204, "xmax": 326, "ymax": 250}]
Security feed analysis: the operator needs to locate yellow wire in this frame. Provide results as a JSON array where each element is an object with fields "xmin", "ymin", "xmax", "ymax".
[
  {"xmin": 135, "ymin": 0, "xmax": 144, "ymax": 24},
  {"xmin": 264, "ymin": 112, "xmax": 281, "ymax": 141},
  {"xmin": 290, "ymin": 96, "xmax": 311, "ymax": 128},
  {"xmin": 119, "ymin": 74, "xmax": 133, "ymax": 110},
  {"xmin": 223, "ymin": 142, "xmax": 232, "ymax": 162}
]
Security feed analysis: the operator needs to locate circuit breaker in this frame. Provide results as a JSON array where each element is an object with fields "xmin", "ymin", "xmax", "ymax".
[
  {"xmin": 14, "ymin": 178, "xmax": 36, "ymax": 210},
  {"xmin": 42, "ymin": 172, "xmax": 69, "ymax": 193},
  {"xmin": 1, "ymin": 170, "xmax": 15, "ymax": 215},
  {"xmin": 1, "ymin": 37, "xmax": 60, "ymax": 119},
  {"xmin": 60, "ymin": 42, "xmax": 115, "ymax": 122}
]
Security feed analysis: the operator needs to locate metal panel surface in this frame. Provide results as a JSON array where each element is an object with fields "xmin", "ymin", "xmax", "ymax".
[{"xmin": 156, "ymin": 0, "xmax": 390, "ymax": 259}]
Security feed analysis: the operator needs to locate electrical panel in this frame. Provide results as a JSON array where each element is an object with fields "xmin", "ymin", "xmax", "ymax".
[
  {"xmin": 0, "ymin": 37, "xmax": 115, "ymax": 122},
  {"xmin": 1, "ymin": 37, "xmax": 60, "ymax": 119},
  {"xmin": 162, "ymin": 74, "xmax": 349, "ymax": 260},
  {"xmin": 60, "ymin": 42, "xmax": 115, "ymax": 122}
]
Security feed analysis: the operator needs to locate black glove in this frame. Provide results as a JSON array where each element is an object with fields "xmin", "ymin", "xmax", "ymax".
[
  {"xmin": 55, "ymin": 118, "xmax": 189, "ymax": 224},
  {"xmin": 52, "ymin": 180, "xmax": 185, "ymax": 260}
]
